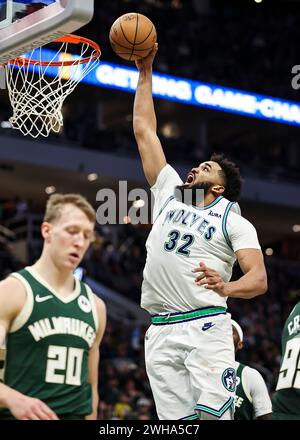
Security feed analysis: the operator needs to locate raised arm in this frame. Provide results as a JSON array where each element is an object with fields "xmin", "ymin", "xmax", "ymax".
[{"xmin": 133, "ymin": 44, "xmax": 167, "ymax": 186}]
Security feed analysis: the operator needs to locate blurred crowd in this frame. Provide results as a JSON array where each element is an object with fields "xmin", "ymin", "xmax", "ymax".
[
  {"xmin": 84, "ymin": 224, "xmax": 149, "ymax": 302},
  {"xmin": 91, "ymin": 0, "xmax": 298, "ymax": 99},
  {"xmin": 98, "ymin": 320, "xmax": 157, "ymax": 419},
  {"xmin": 1, "ymin": 116, "xmax": 299, "ymax": 184}
]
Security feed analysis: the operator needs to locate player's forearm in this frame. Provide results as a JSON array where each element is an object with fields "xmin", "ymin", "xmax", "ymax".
[
  {"xmin": 85, "ymin": 389, "xmax": 99, "ymax": 420},
  {"xmin": 133, "ymin": 67, "xmax": 166, "ymax": 185},
  {"xmin": 0, "ymin": 383, "xmax": 21, "ymax": 408},
  {"xmin": 226, "ymin": 268, "xmax": 267, "ymax": 299},
  {"xmin": 85, "ymin": 410, "xmax": 97, "ymax": 420},
  {"xmin": 133, "ymin": 67, "xmax": 157, "ymax": 136}
]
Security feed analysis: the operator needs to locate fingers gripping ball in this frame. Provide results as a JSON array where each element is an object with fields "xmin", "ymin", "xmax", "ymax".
[{"xmin": 109, "ymin": 13, "xmax": 157, "ymax": 61}]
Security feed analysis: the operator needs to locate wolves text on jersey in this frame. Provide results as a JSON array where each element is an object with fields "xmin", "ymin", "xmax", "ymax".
[{"xmin": 162, "ymin": 208, "xmax": 217, "ymax": 240}]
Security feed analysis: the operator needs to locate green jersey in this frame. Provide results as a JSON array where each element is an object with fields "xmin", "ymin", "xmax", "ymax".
[
  {"xmin": 0, "ymin": 267, "xmax": 99, "ymax": 419},
  {"xmin": 272, "ymin": 301, "xmax": 300, "ymax": 420},
  {"xmin": 234, "ymin": 363, "xmax": 254, "ymax": 420}
]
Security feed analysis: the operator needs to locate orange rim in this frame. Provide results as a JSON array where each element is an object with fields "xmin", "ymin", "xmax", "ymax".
[{"xmin": 8, "ymin": 34, "xmax": 101, "ymax": 67}]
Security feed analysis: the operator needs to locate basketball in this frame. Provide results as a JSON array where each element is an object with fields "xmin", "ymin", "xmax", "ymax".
[{"xmin": 109, "ymin": 13, "xmax": 157, "ymax": 61}]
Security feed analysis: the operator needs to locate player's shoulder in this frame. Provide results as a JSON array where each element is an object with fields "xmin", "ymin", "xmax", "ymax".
[
  {"xmin": 80, "ymin": 280, "xmax": 106, "ymax": 316},
  {"xmin": 243, "ymin": 364, "xmax": 257, "ymax": 374},
  {"xmin": 243, "ymin": 364, "xmax": 265, "ymax": 382},
  {"xmin": 0, "ymin": 274, "xmax": 27, "ymax": 318},
  {"xmin": 0, "ymin": 273, "xmax": 27, "ymax": 296},
  {"xmin": 160, "ymin": 163, "xmax": 178, "ymax": 177},
  {"xmin": 284, "ymin": 301, "xmax": 300, "ymax": 337},
  {"xmin": 229, "ymin": 202, "xmax": 241, "ymax": 216},
  {"xmin": 151, "ymin": 163, "xmax": 182, "ymax": 189},
  {"xmin": 288, "ymin": 300, "xmax": 300, "ymax": 317},
  {"xmin": 81, "ymin": 280, "xmax": 105, "ymax": 308},
  {"xmin": 285, "ymin": 301, "xmax": 300, "ymax": 328},
  {"xmin": 88, "ymin": 290, "xmax": 106, "ymax": 317},
  {"xmin": 226, "ymin": 208, "xmax": 256, "ymax": 230},
  {"xmin": 92, "ymin": 294, "xmax": 106, "ymax": 336}
]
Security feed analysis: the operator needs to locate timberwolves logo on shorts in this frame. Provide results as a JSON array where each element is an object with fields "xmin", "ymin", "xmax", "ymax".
[{"xmin": 222, "ymin": 368, "xmax": 236, "ymax": 392}]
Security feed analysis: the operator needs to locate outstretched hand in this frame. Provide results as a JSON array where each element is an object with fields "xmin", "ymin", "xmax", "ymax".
[
  {"xmin": 8, "ymin": 392, "xmax": 59, "ymax": 420},
  {"xmin": 192, "ymin": 262, "xmax": 229, "ymax": 297},
  {"xmin": 135, "ymin": 43, "xmax": 158, "ymax": 71}
]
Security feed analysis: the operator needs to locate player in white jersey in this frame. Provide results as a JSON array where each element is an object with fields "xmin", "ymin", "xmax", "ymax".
[
  {"xmin": 231, "ymin": 320, "xmax": 272, "ymax": 420},
  {"xmin": 133, "ymin": 44, "xmax": 268, "ymax": 420}
]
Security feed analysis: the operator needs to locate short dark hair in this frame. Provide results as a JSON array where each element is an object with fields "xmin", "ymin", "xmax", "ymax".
[{"xmin": 210, "ymin": 153, "xmax": 242, "ymax": 202}]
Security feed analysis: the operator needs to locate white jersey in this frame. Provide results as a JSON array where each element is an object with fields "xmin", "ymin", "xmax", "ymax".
[{"xmin": 141, "ymin": 165, "xmax": 261, "ymax": 314}]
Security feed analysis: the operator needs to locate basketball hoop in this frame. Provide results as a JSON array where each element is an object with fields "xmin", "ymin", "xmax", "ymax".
[{"xmin": 4, "ymin": 35, "xmax": 101, "ymax": 138}]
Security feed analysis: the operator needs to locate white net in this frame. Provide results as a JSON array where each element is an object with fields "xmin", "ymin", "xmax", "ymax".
[{"xmin": 5, "ymin": 37, "xmax": 100, "ymax": 138}]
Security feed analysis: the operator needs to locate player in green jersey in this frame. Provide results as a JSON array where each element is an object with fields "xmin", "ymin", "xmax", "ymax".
[
  {"xmin": 231, "ymin": 319, "xmax": 272, "ymax": 420},
  {"xmin": 272, "ymin": 299, "xmax": 300, "ymax": 420},
  {"xmin": 0, "ymin": 194, "xmax": 106, "ymax": 420}
]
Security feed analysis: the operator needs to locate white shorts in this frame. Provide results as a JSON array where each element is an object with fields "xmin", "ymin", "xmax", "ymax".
[{"xmin": 145, "ymin": 308, "xmax": 236, "ymax": 420}]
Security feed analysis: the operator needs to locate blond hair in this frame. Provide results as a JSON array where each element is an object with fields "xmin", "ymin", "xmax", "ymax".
[{"xmin": 44, "ymin": 193, "xmax": 96, "ymax": 224}]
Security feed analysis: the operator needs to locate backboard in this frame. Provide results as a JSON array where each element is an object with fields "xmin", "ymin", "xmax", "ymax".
[{"xmin": 0, "ymin": 0, "xmax": 95, "ymax": 64}]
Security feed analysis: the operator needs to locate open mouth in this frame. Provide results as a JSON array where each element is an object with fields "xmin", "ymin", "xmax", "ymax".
[
  {"xmin": 69, "ymin": 252, "xmax": 80, "ymax": 260},
  {"xmin": 184, "ymin": 172, "xmax": 195, "ymax": 185}
]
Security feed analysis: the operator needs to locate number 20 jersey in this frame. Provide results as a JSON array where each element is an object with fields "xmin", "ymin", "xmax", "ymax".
[
  {"xmin": 0, "ymin": 267, "xmax": 98, "ymax": 417},
  {"xmin": 141, "ymin": 165, "xmax": 261, "ymax": 314}
]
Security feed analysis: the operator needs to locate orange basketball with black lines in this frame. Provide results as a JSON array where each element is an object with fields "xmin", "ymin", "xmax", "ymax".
[{"xmin": 109, "ymin": 13, "xmax": 157, "ymax": 61}]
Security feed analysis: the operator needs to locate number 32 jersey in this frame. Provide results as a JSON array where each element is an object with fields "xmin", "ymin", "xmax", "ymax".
[{"xmin": 141, "ymin": 165, "xmax": 261, "ymax": 314}]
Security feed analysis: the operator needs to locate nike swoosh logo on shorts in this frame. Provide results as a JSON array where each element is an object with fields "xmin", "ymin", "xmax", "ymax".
[
  {"xmin": 202, "ymin": 322, "xmax": 215, "ymax": 331},
  {"xmin": 35, "ymin": 294, "xmax": 53, "ymax": 303}
]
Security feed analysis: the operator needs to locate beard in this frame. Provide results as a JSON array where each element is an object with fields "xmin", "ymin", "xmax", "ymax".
[{"xmin": 174, "ymin": 182, "xmax": 212, "ymax": 206}]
